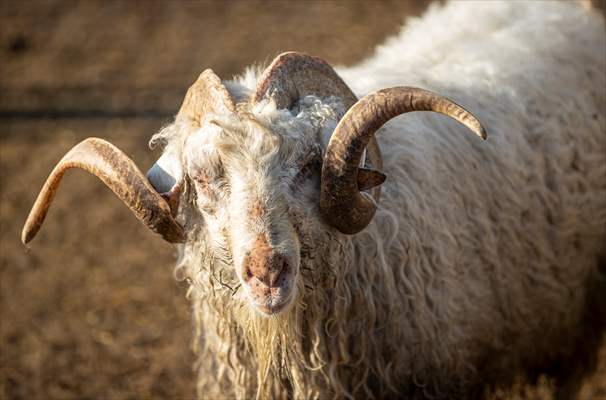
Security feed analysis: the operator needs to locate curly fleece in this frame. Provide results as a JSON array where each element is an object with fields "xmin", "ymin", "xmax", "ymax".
[{"xmin": 152, "ymin": 1, "xmax": 605, "ymax": 398}]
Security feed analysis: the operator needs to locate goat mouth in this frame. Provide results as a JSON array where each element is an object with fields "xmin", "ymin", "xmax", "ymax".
[
  {"xmin": 253, "ymin": 297, "xmax": 292, "ymax": 316},
  {"xmin": 241, "ymin": 266, "xmax": 297, "ymax": 316},
  {"xmin": 246, "ymin": 284, "xmax": 295, "ymax": 316}
]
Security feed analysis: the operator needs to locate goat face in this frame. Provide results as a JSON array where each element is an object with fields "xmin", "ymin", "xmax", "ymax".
[{"xmin": 178, "ymin": 107, "xmax": 333, "ymax": 316}]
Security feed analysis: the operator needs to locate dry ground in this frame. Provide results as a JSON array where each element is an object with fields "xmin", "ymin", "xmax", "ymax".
[{"xmin": 0, "ymin": 1, "xmax": 604, "ymax": 399}]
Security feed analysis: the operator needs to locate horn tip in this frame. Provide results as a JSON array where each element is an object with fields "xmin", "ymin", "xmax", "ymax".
[
  {"xmin": 22, "ymin": 212, "xmax": 42, "ymax": 245},
  {"xmin": 21, "ymin": 226, "xmax": 34, "ymax": 245},
  {"xmin": 469, "ymin": 120, "xmax": 487, "ymax": 140},
  {"xmin": 478, "ymin": 126, "xmax": 488, "ymax": 140},
  {"xmin": 472, "ymin": 118, "xmax": 488, "ymax": 140}
]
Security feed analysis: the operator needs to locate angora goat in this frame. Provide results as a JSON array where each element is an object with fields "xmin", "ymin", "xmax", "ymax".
[{"xmin": 22, "ymin": 1, "xmax": 606, "ymax": 399}]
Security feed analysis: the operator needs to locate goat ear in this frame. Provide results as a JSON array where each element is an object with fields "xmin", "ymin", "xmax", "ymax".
[
  {"xmin": 357, "ymin": 168, "xmax": 386, "ymax": 191},
  {"xmin": 147, "ymin": 150, "xmax": 183, "ymax": 216}
]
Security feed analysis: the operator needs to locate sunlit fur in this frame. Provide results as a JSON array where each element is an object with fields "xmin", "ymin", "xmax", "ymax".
[{"xmin": 151, "ymin": 1, "xmax": 605, "ymax": 399}]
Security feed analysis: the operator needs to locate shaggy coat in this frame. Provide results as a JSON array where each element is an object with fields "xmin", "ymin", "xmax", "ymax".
[{"xmin": 152, "ymin": 1, "xmax": 606, "ymax": 398}]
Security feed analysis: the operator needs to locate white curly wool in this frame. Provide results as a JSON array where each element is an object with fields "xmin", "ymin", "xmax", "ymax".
[{"xmin": 154, "ymin": 1, "xmax": 605, "ymax": 398}]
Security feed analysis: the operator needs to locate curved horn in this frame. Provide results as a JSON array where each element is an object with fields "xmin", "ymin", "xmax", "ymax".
[
  {"xmin": 254, "ymin": 51, "xmax": 384, "ymax": 199},
  {"xmin": 178, "ymin": 69, "xmax": 235, "ymax": 126},
  {"xmin": 22, "ymin": 138, "xmax": 185, "ymax": 244},
  {"xmin": 253, "ymin": 52, "xmax": 358, "ymax": 110},
  {"xmin": 320, "ymin": 86, "xmax": 487, "ymax": 234},
  {"xmin": 147, "ymin": 69, "xmax": 235, "ymax": 214}
]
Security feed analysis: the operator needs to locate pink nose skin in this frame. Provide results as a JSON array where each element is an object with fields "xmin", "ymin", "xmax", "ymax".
[
  {"xmin": 244, "ymin": 251, "xmax": 289, "ymax": 288},
  {"xmin": 242, "ymin": 235, "xmax": 290, "ymax": 288}
]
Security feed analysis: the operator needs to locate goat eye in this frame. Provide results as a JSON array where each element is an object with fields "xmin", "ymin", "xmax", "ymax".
[
  {"xmin": 192, "ymin": 171, "xmax": 210, "ymax": 191},
  {"xmin": 292, "ymin": 150, "xmax": 321, "ymax": 187},
  {"xmin": 192, "ymin": 170, "xmax": 216, "ymax": 197}
]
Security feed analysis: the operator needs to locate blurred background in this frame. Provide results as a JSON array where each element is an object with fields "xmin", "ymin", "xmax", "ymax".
[{"xmin": 0, "ymin": 1, "xmax": 604, "ymax": 399}]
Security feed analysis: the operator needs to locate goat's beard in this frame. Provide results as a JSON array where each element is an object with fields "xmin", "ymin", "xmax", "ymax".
[
  {"xmin": 177, "ymin": 219, "xmax": 403, "ymax": 400},
  {"xmin": 176, "ymin": 222, "xmax": 350, "ymax": 399}
]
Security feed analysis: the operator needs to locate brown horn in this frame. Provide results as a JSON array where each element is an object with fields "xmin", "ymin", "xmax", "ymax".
[
  {"xmin": 22, "ymin": 70, "xmax": 234, "ymax": 245},
  {"xmin": 254, "ymin": 51, "xmax": 384, "ymax": 200},
  {"xmin": 253, "ymin": 52, "xmax": 358, "ymax": 110},
  {"xmin": 178, "ymin": 68, "xmax": 235, "ymax": 126},
  {"xmin": 320, "ymin": 86, "xmax": 487, "ymax": 234},
  {"xmin": 22, "ymin": 138, "xmax": 185, "ymax": 244},
  {"xmin": 146, "ymin": 69, "xmax": 235, "ymax": 213}
]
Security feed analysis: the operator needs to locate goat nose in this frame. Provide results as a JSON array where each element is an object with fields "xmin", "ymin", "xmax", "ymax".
[{"xmin": 245, "ymin": 253, "xmax": 288, "ymax": 287}]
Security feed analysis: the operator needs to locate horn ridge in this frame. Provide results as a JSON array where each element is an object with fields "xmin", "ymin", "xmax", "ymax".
[
  {"xmin": 254, "ymin": 51, "xmax": 384, "ymax": 202},
  {"xmin": 22, "ymin": 138, "xmax": 185, "ymax": 244},
  {"xmin": 320, "ymin": 86, "xmax": 487, "ymax": 234},
  {"xmin": 178, "ymin": 69, "xmax": 235, "ymax": 126},
  {"xmin": 253, "ymin": 51, "xmax": 358, "ymax": 110},
  {"xmin": 145, "ymin": 68, "xmax": 235, "ymax": 218}
]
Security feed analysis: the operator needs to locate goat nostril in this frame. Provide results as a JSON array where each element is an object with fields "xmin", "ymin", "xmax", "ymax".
[
  {"xmin": 268, "ymin": 271, "xmax": 280, "ymax": 287},
  {"xmin": 268, "ymin": 257, "xmax": 288, "ymax": 287},
  {"xmin": 244, "ymin": 252, "xmax": 290, "ymax": 287}
]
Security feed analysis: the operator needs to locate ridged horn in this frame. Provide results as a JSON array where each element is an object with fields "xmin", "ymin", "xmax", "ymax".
[
  {"xmin": 178, "ymin": 68, "xmax": 235, "ymax": 126},
  {"xmin": 254, "ymin": 51, "xmax": 384, "ymax": 200},
  {"xmin": 320, "ymin": 86, "xmax": 487, "ymax": 234},
  {"xmin": 22, "ymin": 69, "xmax": 235, "ymax": 245},
  {"xmin": 146, "ymin": 69, "xmax": 235, "ymax": 213},
  {"xmin": 253, "ymin": 51, "xmax": 358, "ymax": 110},
  {"xmin": 22, "ymin": 138, "xmax": 185, "ymax": 244}
]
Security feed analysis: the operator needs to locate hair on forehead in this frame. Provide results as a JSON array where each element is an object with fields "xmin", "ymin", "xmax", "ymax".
[
  {"xmin": 205, "ymin": 95, "xmax": 346, "ymax": 165},
  {"xmin": 207, "ymin": 113, "xmax": 283, "ymax": 166},
  {"xmin": 149, "ymin": 93, "xmax": 346, "ymax": 164}
]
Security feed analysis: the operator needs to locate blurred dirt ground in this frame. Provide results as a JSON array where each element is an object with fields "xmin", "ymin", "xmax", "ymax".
[{"xmin": 0, "ymin": 1, "xmax": 604, "ymax": 399}]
